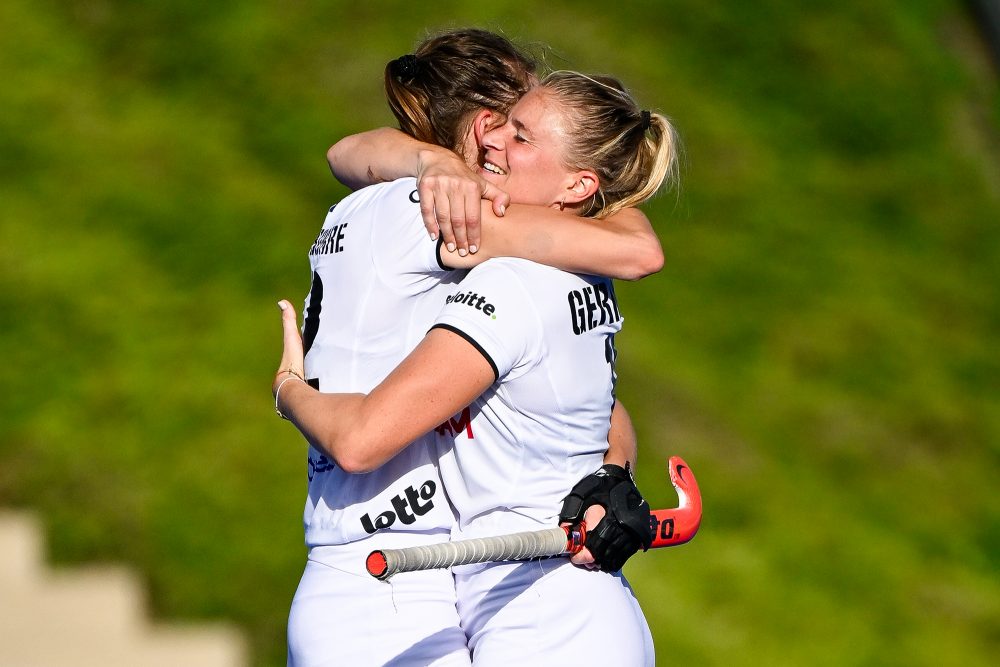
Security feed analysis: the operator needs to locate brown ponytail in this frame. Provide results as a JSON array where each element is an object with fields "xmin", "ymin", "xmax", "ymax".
[{"xmin": 384, "ymin": 29, "xmax": 537, "ymax": 153}]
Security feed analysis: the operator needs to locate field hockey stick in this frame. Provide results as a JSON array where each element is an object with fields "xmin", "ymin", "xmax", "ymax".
[{"xmin": 366, "ymin": 455, "xmax": 701, "ymax": 580}]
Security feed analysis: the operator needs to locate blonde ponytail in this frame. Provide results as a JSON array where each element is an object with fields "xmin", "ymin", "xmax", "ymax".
[{"xmin": 541, "ymin": 71, "xmax": 681, "ymax": 218}]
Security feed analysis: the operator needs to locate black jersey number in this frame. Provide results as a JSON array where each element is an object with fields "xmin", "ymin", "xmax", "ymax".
[
  {"xmin": 302, "ymin": 271, "xmax": 323, "ymax": 359},
  {"xmin": 605, "ymin": 333, "xmax": 619, "ymax": 391}
]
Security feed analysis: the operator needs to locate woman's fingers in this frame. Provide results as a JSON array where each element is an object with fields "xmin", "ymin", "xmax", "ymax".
[
  {"xmin": 568, "ymin": 504, "xmax": 607, "ymax": 568},
  {"xmin": 483, "ymin": 183, "xmax": 510, "ymax": 219},
  {"xmin": 420, "ymin": 175, "xmax": 475, "ymax": 256},
  {"xmin": 275, "ymin": 300, "xmax": 305, "ymax": 392},
  {"xmin": 419, "ymin": 193, "xmax": 441, "ymax": 241},
  {"xmin": 417, "ymin": 161, "xmax": 506, "ymax": 256}
]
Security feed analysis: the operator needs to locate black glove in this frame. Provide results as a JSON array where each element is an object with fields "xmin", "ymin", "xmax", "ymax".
[{"xmin": 559, "ymin": 464, "xmax": 652, "ymax": 572}]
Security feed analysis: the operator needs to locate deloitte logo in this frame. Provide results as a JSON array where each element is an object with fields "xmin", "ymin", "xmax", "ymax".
[{"xmin": 446, "ymin": 290, "xmax": 497, "ymax": 319}]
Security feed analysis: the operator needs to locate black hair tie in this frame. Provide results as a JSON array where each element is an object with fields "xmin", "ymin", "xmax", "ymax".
[
  {"xmin": 394, "ymin": 54, "xmax": 420, "ymax": 80},
  {"xmin": 640, "ymin": 110, "xmax": 651, "ymax": 131}
]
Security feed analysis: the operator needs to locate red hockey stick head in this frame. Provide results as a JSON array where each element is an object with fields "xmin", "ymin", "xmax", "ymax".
[{"xmin": 648, "ymin": 456, "xmax": 702, "ymax": 548}]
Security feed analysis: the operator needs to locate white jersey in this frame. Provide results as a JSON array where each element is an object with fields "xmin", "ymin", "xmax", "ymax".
[
  {"xmin": 300, "ymin": 178, "xmax": 464, "ymax": 548},
  {"xmin": 428, "ymin": 257, "xmax": 623, "ymax": 540}
]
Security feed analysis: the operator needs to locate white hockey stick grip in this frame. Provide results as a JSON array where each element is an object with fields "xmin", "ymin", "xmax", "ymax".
[
  {"xmin": 367, "ymin": 526, "xmax": 568, "ymax": 580},
  {"xmin": 366, "ymin": 456, "xmax": 702, "ymax": 580}
]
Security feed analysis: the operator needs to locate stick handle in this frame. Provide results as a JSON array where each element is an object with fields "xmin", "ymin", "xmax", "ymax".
[
  {"xmin": 366, "ymin": 526, "xmax": 579, "ymax": 581},
  {"xmin": 366, "ymin": 456, "xmax": 702, "ymax": 580}
]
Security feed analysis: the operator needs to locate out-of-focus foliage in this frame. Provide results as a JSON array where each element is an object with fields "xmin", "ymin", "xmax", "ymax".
[{"xmin": 1, "ymin": 1, "xmax": 997, "ymax": 665}]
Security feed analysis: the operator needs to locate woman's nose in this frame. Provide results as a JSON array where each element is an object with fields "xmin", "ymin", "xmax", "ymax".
[{"xmin": 481, "ymin": 126, "xmax": 506, "ymax": 151}]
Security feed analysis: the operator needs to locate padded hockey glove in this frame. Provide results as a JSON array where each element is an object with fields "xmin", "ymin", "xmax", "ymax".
[{"xmin": 559, "ymin": 464, "xmax": 652, "ymax": 572}]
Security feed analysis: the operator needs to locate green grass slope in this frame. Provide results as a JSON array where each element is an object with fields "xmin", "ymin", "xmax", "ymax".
[{"xmin": 1, "ymin": 1, "xmax": 997, "ymax": 665}]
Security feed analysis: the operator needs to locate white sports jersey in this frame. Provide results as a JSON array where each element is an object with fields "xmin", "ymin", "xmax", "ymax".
[
  {"xmin": 300, "ymin": 178, "xmax": 464, "ymax": 548},
  {"xmin": 428, "ymin": 257, "xmax": 623, "ymax": 539}
]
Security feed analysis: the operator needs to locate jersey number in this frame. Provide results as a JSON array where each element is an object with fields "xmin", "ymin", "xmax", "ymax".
[
  {"xmin": 605, "ymin": 333, "xmax": 619, "ymax": 392},
  {"xmin": 301, "ymin": 271, "xmax": 323, "ymax": 390}
]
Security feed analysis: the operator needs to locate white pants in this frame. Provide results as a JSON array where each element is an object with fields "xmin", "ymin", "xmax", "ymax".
[
  {"xmin": 455, "ymin": 557, "xmax": 654, "ymax": 666},
  {"xmin": 287, "ymin": 540, "xmax": 471, "ymax": 666}
]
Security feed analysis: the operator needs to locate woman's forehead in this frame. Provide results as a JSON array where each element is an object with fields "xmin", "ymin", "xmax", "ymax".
[{"xmin": 510, "ymin": 87, "xmax": 566, "ymax": 137}]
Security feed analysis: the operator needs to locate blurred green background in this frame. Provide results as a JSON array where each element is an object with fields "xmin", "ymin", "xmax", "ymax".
[{"xmin": 1, "ymin": 1, "xmax": 998, "ymax": 665}]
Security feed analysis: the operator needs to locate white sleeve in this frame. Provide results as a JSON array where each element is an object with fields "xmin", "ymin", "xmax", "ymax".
[
  {"xmin": 368, "ymin": 180, "xmax": 454, "ymax": 282},
  {"xmin": 430, "ymin": 260, "xmax": 540, "ymax": 381}
]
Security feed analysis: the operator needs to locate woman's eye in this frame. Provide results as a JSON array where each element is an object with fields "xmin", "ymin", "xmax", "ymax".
[{"xmin": 514, "ymin": 133, "xmax": 527, "ymax": 143}]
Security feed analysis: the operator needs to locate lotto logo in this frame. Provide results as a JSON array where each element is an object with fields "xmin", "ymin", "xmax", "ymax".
[{"xmin": 360, "ymin": 480, "xmax": 437, "ymax": 534}]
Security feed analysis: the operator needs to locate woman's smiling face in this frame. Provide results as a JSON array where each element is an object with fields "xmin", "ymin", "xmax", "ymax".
[{"xmin": 478, "ymin": 87, "xmax": 580, "ymax": 209}]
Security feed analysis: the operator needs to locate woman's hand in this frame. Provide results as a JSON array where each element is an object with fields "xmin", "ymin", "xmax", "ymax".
[
  {"xmin": 415, "ymin": 149, "xmax": 509, "ymax": 256},
  {"xmin": 559, "ymin": 462, "xmax": 651, "ymax": 571},
  {"xmin": 565, "ymin": 504, "xmax": 606, "ymax": 569},
  {"xmin": 273, "ymin": 300, "xmax": 306, "ymax": 397}
]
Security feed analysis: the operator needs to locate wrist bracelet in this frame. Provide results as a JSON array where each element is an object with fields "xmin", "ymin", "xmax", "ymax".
[
  {"xmin": 282, "ymin": 367, "xmax": 305, "ymax": 382},
  {"xmin": 275, "ymin": 375, "xmax": 305, "ymax": 420}
]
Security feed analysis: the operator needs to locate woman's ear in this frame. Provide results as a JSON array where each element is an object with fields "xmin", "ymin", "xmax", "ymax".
[
  {"xmin": 563, "ymin": 170, "xmax": 600, "ymax": 204},
  {"xmin": 472, "ymin": 109, "xmax": 496, "ymax": 146}
]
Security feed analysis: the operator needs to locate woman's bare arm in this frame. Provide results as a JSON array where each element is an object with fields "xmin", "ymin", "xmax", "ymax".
[
  {"xmin": 327, "ymin": 128, "xmax": 450, "ymax": 189},
  {"xmin": 274, "ymin": 302, "xmax": 494, "ymax": 473},
  {"xmin": 605, "ymin": 400, "xmax": 639, "ymax": 469},
  {"xmin": 328, "ymin": 129, "xmax": 663, "ymax": 279},
  {"xmin": 328, "ymin": 128, "xmax": 508, "ymax": 251},
  {"xmin": 441, "ymin": 204, "xmax": 664, "ymax": 281}
]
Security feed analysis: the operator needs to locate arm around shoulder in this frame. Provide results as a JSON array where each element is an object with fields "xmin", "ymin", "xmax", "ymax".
[
  {"xmin": 602, "ymin": 207, "xmax": 664, "ymax": 280},
  {"xmin": 438, "ymin": 203, "xmax": 664, "ymax": 281},
  {"xmin": 327, "ymin": 127, "xmax": 434, "ymax": 190}
]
